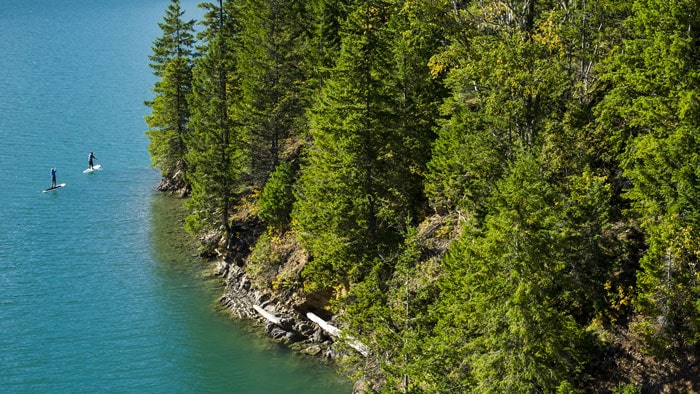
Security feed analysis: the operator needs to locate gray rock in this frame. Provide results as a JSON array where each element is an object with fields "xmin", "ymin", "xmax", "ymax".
[
  {"xmin": 298, "ymin": 323, "xmax": 315, "ymax": 337},
  {"xmin": 302, "ymin": 345, "xmax": 323, "ymax": 356}
]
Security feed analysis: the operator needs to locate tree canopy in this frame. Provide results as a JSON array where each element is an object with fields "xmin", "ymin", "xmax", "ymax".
[{"xmin": 146, "ymin": 0, "xmax": 700, "ymax": 391}]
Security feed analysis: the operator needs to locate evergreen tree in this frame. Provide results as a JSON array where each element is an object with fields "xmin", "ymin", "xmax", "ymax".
[
  {"xmin": 424, "ymin": 0, "xmax": 571, "ymax": 217},
  {"xmin": 307, "ymin": 0, "xmax": 352, "ymax": 89},
  {"xmin": 334, "ymin": 2, "xmax": 449, "ymax": 388},
  {"xmin": 185, "ymin": 0, "xmax": 244, "ymax": 251},
  {"xmin": 597, "ymin": 0, "xmax": 700, "ymax": 348},
  {"xmin": 236, "ymin": 0, "xmax": 312, "ymax": 187},
  {"xmin": 292, "ymin": 0, "xmax": 403, "ymax": 291},
  {"xmin": 344, "ymin": 224, "xmax": 440, "ymax": 393},
  {"xmin": 387, "ymin": 0, "xmax": 448, "ymax": 221},
  {"xmin": 148, "ymin": 0, "xmax": 197, "ymax": 78},
  {"xmin": 258, "ymin": 160, "xmax": 295, "ymax": 228},
  {"xmin": 428, "ymin": 153, "xmax": 594, "ymax": 392},
  {"xmin": 424, "ymin": 0, "xmax": 627, "ymax": 215},
  {"xmin": 416, "ymin": 3, "xmax": 631, "ymax": 388},
  {"xmin": 145, "ymin": 0, "xmax": 196, "ymax": 189}
]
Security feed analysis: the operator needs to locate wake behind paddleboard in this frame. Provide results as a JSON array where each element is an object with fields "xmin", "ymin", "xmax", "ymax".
[
  {"xmin": 83, "ymin": 164, "xmax": 102, "ymax": 173},
  {"xmin": 43, "ymin": 183, "xmax": 66, "ymax": 193}
]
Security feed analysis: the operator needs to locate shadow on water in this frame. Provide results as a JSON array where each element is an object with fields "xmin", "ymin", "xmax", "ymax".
[{"xmin": 148, "ymin": 194, "xmax": 352, "ymax": 393}]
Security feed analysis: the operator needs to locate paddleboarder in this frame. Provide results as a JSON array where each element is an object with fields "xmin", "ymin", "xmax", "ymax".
[
  {"xmin": 50, "ymin": 167, "xmax": 57, "ymax": 188},
  {"xmin": 88, "ymin": 151, "xmax": 97, "ymax": 170}
]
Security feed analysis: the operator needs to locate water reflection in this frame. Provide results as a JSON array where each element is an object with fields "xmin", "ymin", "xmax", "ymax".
[{"xmin": 148, "ymin": 194, "xmax": 351, "ymax": 393}]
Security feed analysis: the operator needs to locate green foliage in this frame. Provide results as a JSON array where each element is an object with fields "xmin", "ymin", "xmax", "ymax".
[
  {"xmin": 387, "ymin": 0, "xmax": 447, "ymax": 218},
  {"xmin": 342, "ymin": 224, "xmax": 442, "ymax": 392},
  {"xmin": 597, "ymin": 0, "xmax": 700, "ymax": 349},
  {"xmin": 146, "ymin": 0, "xmax": 196, "ymax": 182},
  {"xmin": 247, "ymin": 230, "xmax": 284, "ymax": 289},
  {"xmin": 258, "ymin": 161, "xmax": 295, "ymax": 228},
  {"xmin": 425, "ymin": 110, "xmax": 503, "ymax": 216},
  {"xmin": 306, "ymin": 0, "xmax": 352, "ymax": 88},
  {"xmin": 557, "ymin": 168, "xmax": 618, "ymax": 322},
  {"xmin": 236, "ymin": 0, "xmax": 312, "ymax": 186},
  {"xmin": 293, "ymin": 0, "xmax": 405, "ymax": 291},
  {"xmin": 293, "ymin": 0, "xmax": 445, "ymax": 294},
  {"xmin": 148, "ymin": 0, "xmax": 196, "ymax": 78},
  {"xmin": 427, "ymin": 153, "xmax": 594, "ymax": 392},
  {"xmin": 145, "ymin": 0, "xmax": 700, "ymax": 389},
  {"xmin": 425, "ymin": 0, "xmax": 585, "ymax": 217},
  {"xmin": 612, "ymin": 382, "xmax": 642, "ymax": 394},
  {"xmin": 146, "ymin": 57, "xmax": 192, "ymax": 172},
  {"xmin": 185, "ymin": 0, "xmax": 244, "ymax": 242}
]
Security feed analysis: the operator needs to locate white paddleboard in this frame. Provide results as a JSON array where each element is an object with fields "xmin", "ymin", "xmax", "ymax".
[
  {"xmin": 83, "ymin": 164, "xmax": 102, "ymax": 173},
  {"xmin": 43, "ymin": 183, "xmax": 66, "ymax": 192}
]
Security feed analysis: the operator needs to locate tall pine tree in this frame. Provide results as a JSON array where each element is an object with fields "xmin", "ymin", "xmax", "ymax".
[
  {"xmin": 387, "ymin": 0, "xmax": 448, "ymax": 222},
  {"xmin": 427, "ymin": 153, "xmax": 595, "ymax": 392},
  {"xmin": 145, "ymin": 0, "xmax": 196, "ymax": 191},
  {"xmin": 597, "ymin": 0, "xmax": 700, "ymax": 349},
  {"xmin": 236, "ymin": 0, "xmax": 312, "ymax": 187},
  {"xmin": 185, "ymin": 0, "xmax": 244, "ymax": 252},
  {"xmin": 292, "ymin": 0, "xmax": 403, "ymax": 291}
]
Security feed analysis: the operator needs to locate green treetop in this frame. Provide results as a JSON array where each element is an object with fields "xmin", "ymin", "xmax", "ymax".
[
  {"xmin": 185, "ymin": 0, "xmax": 245, "ymax": 253},
  {"xmin": 145, "ymin": 0, "xmax": 196, "ymax": 188}
]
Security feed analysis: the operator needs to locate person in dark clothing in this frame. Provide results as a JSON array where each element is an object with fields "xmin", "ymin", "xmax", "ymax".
[
  {"xmin": 88, "ymin": 152, "xmax": 97, "ymax": 170},
  {"xmin": 50, "ymin": 167, "xmax": 57, "ymax": 188}
]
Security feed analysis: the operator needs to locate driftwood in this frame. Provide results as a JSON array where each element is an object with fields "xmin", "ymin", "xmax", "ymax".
[
  {"xmin": 306, "ymin": 312, "xmax": 369, "ymax": 357},
  {"xmin": 253, "ymin": 304, "xmax": 283, "ymax": 325},
  {"xmin": 252, "ymin": 306, "xmax": 369, "ymax": 357}
]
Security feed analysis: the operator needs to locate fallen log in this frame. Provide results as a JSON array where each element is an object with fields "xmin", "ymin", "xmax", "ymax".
[
  {"xmin": 253, "ymin": 304, "xmax": 282, "ymax": 325},
  {"xmin": 306, "ymin": 312, "xmax": 369, "ymax": 357}
]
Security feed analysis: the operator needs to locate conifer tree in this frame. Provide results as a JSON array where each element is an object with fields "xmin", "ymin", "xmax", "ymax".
[
  {"xmin": 185, "ymin": 0, "xmax": 244, "ymax": 251},
  {"xmin": 292, "ymin": 0, "xmax": 403, "ymax": 290},
  {"xmin": 336, "ymin": 2, "xmax": 449, "ymax": 388},
  {"xmin": 424, "ymin": 0, "xmax": 626, "ymax": 215},
  {"xmin": 148, "ymin": 0, "xmax": 197, "ymax": 78},
  {"xmin": 344, "ymin": 224, "xmax": 440, "ymax": 393},
  {"xmin": 428, "ymin": 153, "xmax": 594, "ymax": 392},
  {"xmin": 236, "ymin": 0, "xmax": 311, "ymax": 187},
  {"xmin": 597, "ymin": 0, "xmax": 700, "ymax": 348},
  {"xmin": 307, "ymin": 0, "xmax": 352, "ymax": 89},
  {"xmin": 258, "ymin": 160, "xmax": 295, "ymax": 228},
  {"xmin": 424, "ymin": 0, "xmax": 570, "ymax": 216},
  {"xmin": 145, "ymin": 0, "xmax": 196, "ymax": 190},
  {"xmin": 387, "ymin": 0, "xmax": 448, "ymax": 221},
  {"xmin": 416, "ymin": 3, "xmax": 631, "ymax": 389}
]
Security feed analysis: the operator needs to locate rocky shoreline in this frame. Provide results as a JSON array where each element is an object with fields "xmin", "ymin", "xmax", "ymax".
[
  {"xmin": 158, "ymin": 178, "xmax": 362, "ymax": 389},
  {"xmin": 214, "ymin": 261, "xmax": 347, "ymax": 360}
]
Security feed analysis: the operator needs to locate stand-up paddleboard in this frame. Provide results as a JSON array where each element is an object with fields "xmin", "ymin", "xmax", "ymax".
[
  {"xmin": 43, "ymin": 183, "xmax": 66, "ymax": 192},
  {"xmin": 83, "ymin": 164, "xmax": 102, "ymax": 173}
]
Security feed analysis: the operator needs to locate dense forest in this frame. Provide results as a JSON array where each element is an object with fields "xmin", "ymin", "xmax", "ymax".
[{"xmin": 145, "ymin": 0, "xmax": 699, "ymax": 392}]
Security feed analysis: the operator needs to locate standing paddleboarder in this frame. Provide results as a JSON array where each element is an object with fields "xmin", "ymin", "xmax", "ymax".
[
  {"xmin": 88, "ymin": 151, "xmax": 97, "ymax": 170},
  {"xmin": 50, "ymin": 167, "xmax": 57, "ymax": 188}
]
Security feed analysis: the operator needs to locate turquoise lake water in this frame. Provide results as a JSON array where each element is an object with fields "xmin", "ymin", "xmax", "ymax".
[{"xmin": 0, "ymin": 1, "xmax": 350, "ymax": 392}]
